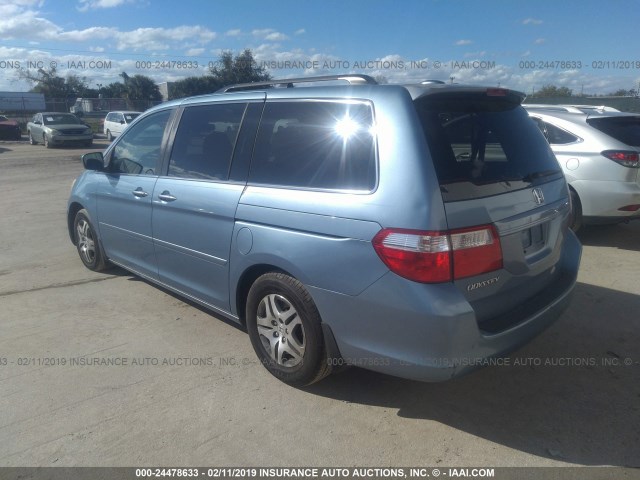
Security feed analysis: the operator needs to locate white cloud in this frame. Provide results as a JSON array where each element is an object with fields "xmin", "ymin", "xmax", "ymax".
[
  {"xmin": 225, "ymin": 29, "xmax": 242, "ymax": 37},
  {"xmin": 522, "ymin": 18, "xmax": 543, "ymax": 25},
  {"xmin": 294, "ymin": 29, "xmax": 305, "ymax": 35},
  {"xmin": 77, "ymin": 0, "xmax": 133, "ymax": 12},
  {"xmin": 534, "ymin": 38, "xmax": 546, "ymax": 44},
  {"xmin": 252, "ymin": 28, "xmax": 289, "ymax": 41},
  {"xmin": 464, "ymin": 50, "xmax": 486, "ymax": 58},
  {"xmin": 455, "ymin": 39, "xmax": 473, "ymax": 46},
  {"xmin": 114, "ymin": 26, "xmax": 217, "ymax": 51},
  {"xmin": 265, "ymin": 32, "xmax": 288, "ymax": 41},
  {"xmin": 0, "ymin": 7, "xmax": 61, "ymax": 40},
  {"xmin": 185, "ymin": 48, "xmax": 205, "ymax": 56}
]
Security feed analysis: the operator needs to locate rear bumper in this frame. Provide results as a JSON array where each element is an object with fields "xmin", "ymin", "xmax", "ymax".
[
  {"xmin": 572, "ymin": 179, "xmax": 640, "ymax": 221},
  {"xmin": 310, "ymin": 230, "xmax": 582, "ymax": 382}
]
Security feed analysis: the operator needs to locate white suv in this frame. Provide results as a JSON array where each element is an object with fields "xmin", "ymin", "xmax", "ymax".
[{"xmin": 103, "ymin": 111, "xmax": 141, "ymax": 141}]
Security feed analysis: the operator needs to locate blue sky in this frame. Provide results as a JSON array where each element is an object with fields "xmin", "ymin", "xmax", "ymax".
[{"xmin": 1, "ymin": 0, "xmax": 639, "ymax": 95}]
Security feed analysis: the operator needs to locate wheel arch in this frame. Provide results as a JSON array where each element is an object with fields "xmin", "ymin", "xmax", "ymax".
[
  {"xmin": 68, "ymin": 202, "xmax": 84, "ymax": 244},
  {"xmin": 234, "ymin": 264, "xmax": 289, "ymax": 325}
]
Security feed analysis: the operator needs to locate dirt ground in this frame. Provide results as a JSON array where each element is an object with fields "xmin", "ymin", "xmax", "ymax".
[{"xmin": 0, "ymin": 139, "xmax": 638, "ymax": 468}]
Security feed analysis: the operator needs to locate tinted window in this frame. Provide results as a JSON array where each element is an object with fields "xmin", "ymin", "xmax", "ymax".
[
  {"xmin": 250, "ymin": 101, "xmax": 376, "ymax": 191},
  {"xmin": 43, "ymin": 114, "xmax": 82, "ymax": 125},
  {"xmin": 587, "ymin": 116, "xmax": 640, "ymax": 147},
  {"xmin": 124, "ymin": 113, "xmax": 140, "ymax": 123},
  {"xmin": 110, "ymin": 109, "xmax": 171, "ymax": 175},
  {"xmin": 416, "ymin": 99, "xmax": 562, "ymax": 201},
  {"xmin": 168, "ymin": 103, "xmax": 246, "ymax": 181},
  {"xmin": 532, "ymin": 118, "xmax": 579, "ymax": 144}
]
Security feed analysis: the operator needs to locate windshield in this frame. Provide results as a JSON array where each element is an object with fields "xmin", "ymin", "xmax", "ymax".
[
  {"xmin": 415, "ymin": 98, "xmax": 562, "ymax": 202},
  {"xmin": 43, "ymin": 114, "xmax": 83, "ymax": 125},
  {"xmin": 586, "ymin": 116, "xmax": 640, "ymax": 147}
]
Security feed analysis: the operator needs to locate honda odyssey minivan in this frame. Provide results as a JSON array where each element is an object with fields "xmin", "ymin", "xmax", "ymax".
[{"xmin": 68, "ymin": 75, "xmax": 581, "ymax": 386}]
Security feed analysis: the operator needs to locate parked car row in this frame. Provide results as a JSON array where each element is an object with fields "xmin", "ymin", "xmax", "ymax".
[
  {"xmin": 0, "ymin": 115, "xmax": 22, "ymax": 140},
  {"xmin": 18, "ymin": 110, "xmax": 143, "ymax": 148},
  {"xmin": 525, "ymin": 105, "xmax": 640, "ymax": 230},
  {"xmin": 68, "ymin": 75, "xmax": 582, "ymax": 386}
]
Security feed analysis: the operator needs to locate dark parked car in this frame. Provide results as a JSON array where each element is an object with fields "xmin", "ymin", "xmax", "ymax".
[{"xmin": 0, "ymin": 115, "xmax": 21, "ymax": 140}]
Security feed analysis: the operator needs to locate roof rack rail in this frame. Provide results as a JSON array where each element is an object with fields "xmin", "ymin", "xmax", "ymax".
[{"xmin": 218, "ymin": 74, "xmax": 378, "ymax": 93}]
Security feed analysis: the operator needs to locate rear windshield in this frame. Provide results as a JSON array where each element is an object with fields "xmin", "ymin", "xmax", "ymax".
[
  {"xmin": 415, "ymin": 97, "xmax": 562, "ymax": 202},
  {"xmin": 586, "ymin": 116, "xmax": 640, "ymax": 147}
]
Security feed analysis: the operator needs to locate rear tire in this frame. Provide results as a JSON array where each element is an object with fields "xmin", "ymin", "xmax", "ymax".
[{"xmin": 246, "ymin": 272, "xmax": 331, "ymax": 386}]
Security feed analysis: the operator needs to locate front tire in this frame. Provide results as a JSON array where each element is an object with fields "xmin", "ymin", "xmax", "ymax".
[
  {"xmin": 246, "ymin": 273, "xmax": 331, "ymax": 386},
  {"xmin": 74, "ymin": 209, "xmax": 107, "ymax": 271},
  {"xmin": 28, "ymin": 131, "xmax": 36, "ymax": 145},
  {"xmin": 106, "ymin": 130, "xmax": 113, "ymax": 141},
  {"xmin": 44, "ymin": 134, "xmax": 51, "ymax": 148}
]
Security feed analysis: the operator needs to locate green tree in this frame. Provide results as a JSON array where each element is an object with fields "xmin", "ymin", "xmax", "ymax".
[
  {"xmin": 609, "ymin": 88, "xmax": 635, "ymax": 97},
  {"xmin": 169, "ymin": 75, "xmax": 220, "ymax": 99},
  {"xmin": 120, "ymin": 72, "xmax": 162, "ymax": 101},
  {"xmin": 531, "ymin": 84, "xmax": 573, "ymax": 98},
  {"xmin": 17, "ymin": 66, "xmax": 90, "ymax": 98},
  {"xmin": 169, "ymin": 49, "xmax": 271, "ymax": 100},
  {"xmin": 100, "ymin": 81, "xmax": 128, "ymax": 98},
  {"xmin": 209, "ymin": 49, "xmax": 271, "ymax": 87}
]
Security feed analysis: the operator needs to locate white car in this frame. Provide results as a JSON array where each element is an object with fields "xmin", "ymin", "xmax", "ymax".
[
  {"xmin": 103, "ymin": 111, "xmax": 141, "ymax": 141},
  {"xmin": 525, "ymin": 105, "xmax": 640, "ymax": 231}
]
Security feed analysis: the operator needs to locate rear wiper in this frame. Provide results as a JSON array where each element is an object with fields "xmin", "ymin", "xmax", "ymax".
[{"xmin": 521, "ymin": 169, "xmax": 562, "ymax": 183}]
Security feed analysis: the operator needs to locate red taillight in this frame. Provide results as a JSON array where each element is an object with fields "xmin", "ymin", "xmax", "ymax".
[
  {"xmin": 450, "ymin": 225, "xmax": 503, "ymax": 279},
  {"xmin": 601, "ymin": 150, "xmax": 640, "ymax": 168},
  {"xmin": 486, "ymin": 88, "xmax": 507, "ymax": 96},
  {"xmin": 372, "ymin": 225, "xmax": 503, "ymax": 283},
  {"xmin": 618, "ymin": 204, "xmax": 640, "ymax": 212}
]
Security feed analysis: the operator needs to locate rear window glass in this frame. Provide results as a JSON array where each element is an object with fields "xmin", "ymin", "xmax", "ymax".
[
  {"xmin": 586, "ymin": 116, "xmax": 640, "ymax": 147},
  {"xmin": 415, "ymin": 99, "xmax": 562, "ymax": 202},
  {"xmin": 250, "ymin": 101, "xmax": 376, "ymax": 191}
]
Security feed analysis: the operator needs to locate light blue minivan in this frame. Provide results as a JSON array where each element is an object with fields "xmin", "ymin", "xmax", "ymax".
[{"xmin": 68, "ymin": 75, "xmax": 582, "ymax": 386}]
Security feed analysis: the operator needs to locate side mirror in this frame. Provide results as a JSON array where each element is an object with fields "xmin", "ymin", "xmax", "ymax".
[
  {"xmin": 119, "ymin": 120, "xmax": 125, "ymax": 124},
  {"xmin": 82, "ymin": 152, "xmax": 104, "ymax": 171}
]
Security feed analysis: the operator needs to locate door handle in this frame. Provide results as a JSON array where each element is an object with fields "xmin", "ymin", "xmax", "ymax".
[
  {"xmin": 158, "ymin": 191, "xmax": 177, "ymax": 202},
  {"xmin": 132, "ymin": 188, "xmax": 148, "ymax": 198}
]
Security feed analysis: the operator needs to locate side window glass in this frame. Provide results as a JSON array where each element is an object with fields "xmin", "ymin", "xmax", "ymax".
[
  {"xmin": 531, "ymin": 117, "xmax": 549, "ymax": 141},
  {"xmin": 250, "ymin": 101, "xmax": 376, "ymax": 191},
  {"xmin": 110, "ymin": 109, "xmax": 171, "ymax": 175},
  {"xmin": 168, "ymin": 103, "xmax": 246, "ymax": 181},
  {"xmin": 544, "ymin": 122, "xmax": 578, "ymax": 145}
]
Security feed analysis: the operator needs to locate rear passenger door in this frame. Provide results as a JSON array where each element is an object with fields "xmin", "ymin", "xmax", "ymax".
[{"xmin": 152, "ymin": 98, "xmax": 263, "ymax": 312}]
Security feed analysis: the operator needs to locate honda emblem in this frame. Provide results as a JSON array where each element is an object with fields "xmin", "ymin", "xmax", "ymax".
[{"xmin": 532, "ymin": 188, "xmax": 545, "ymax": 205}]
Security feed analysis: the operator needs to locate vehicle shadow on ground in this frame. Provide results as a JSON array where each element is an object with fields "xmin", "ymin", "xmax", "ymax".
[
  {"xmin": 577, "ymin": 222, "xmax": 640, "ymax": 252},
  {"xmin": 306, "ymin": 282, "xmax": 640, "ymax": 467}
]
